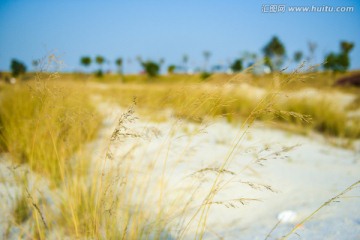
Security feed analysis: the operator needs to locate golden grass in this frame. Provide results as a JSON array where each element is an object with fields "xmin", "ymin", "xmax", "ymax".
[
  {"xmin": 0, "ymin": 67, "xmax": 359, "ymax": 239},
  {"xmin": 275, "ymin": 97, "xmax": 360, "ymax": 138},
  {"xmin": 92, "ymin": 78, "xmax": 360, "ymax": 139},
  {"xmin": 92, "ymin": 83, "xmax": 258, "ymax": 123},
  {"xmin": 0, "ymin": 75, "xmax": 175, "ymax": 239},
  {"xmin": 0, "ymin": 77, "xmax": 101, "ymax": 182}
]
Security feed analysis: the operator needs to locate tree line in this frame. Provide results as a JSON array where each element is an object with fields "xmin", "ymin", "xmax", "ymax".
[
  {"xmin": 79, "ymin": 37, "xmax": 355, "ymax": 78},
  {"xmin": 6, "ymin": 36, "xmax": 355, "ymax": 79}
]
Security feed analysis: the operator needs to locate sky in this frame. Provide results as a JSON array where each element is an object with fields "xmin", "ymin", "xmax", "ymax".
[{"xmin": 0, "ymin": 0, "xmax": 359, "ymax": 73}]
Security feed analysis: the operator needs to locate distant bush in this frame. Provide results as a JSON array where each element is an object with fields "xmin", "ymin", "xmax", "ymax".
[
  {"xmin": 230, "ymin": 59, "xmax": 243, "ymax": 72},
  {"xmin": 200, "ymin": 71, "xmax": 212, "ymax": 80},
  {"xmin": 10, "ymin": 59, "xmax": 27, "ymax": 77},
  {"xmin": 115, "ymin": 57, "xmax": 123, "ymax": 74},
  {"xmin": 95, "ymin": 69, "xmax": 104, "ymax": 78},
  {"xmin": 80, "ymin": 56, "xmax": 91, "ymax": 68},
  {"xmin": 262, "ymin": 36, "xmax": 286, "ymax": 71},
  {"xmin": 324, "ymin": 41, "xmax": 354, "ymax": 73},
  {"xmin": 141, "ymin": 60, "xmax": 161, "ymax": 77},
  {"xmin": 95, "ymin": 55, "xmax": 105, "ymax": 78},
  {"xmin": 167, "ymin": 65, "xmax": 176, "ymax": 74}
]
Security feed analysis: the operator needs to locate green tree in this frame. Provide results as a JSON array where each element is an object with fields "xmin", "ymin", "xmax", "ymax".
[
  {"xmin": 293, "ymin": 51, "xmax": 303, "ymax": 63},
  {"xmin": 10, "ymin": 59, "xmax": 27, "ymax": 77},
  {"xmin": 324, "ymin": 53, "xmax": 350, "ymax": 72},
  {"xmin": 167, "ymin": 65, "xmax": 176, "ymax": 74},
  {"xmin": 32, "ymin": 59, "xmax": 40, "ymax": 69},
  {"xmin": 307, "ymin": 41, "xmax": 318, "ymax": 72},
  {"xmin": 323, "ymin": 53, "xmax": 339, "ymax": 71},
  {"xmin": 115, "ymin": 58, "xmax": 123, "ymax": 74},
  {"xmin": 263, "ymin": 36, "xmax": 286, "ymax": 71},
  {"xmin": 200, "ymin": 71, "xmax": 212, "ymax": 80},
  {"xmin": 182, "ymin": 54, "xmax": 189, "ymax": 73},
  {"xmin": 95, "ymin": 55, "xmax": 105, "ymax": 66},
  {"xmin": 230, "ymin": 59, "xmax": 243, "ymax": 72},
  {"xmin": 203, "ymin": 51, "xmax": 211, "ymax": 71},
  {"xmin": 337, "ymin": 53, "xmax": 350, "ymax": 70},
  {"xmin": 241, "ymin": 51, "xmax": 257, "ymax": 68},
  {"xmin": 80, "ymin": 56, "xmax": 92, "ymax": 68},
  {"xmin": 263, "ymin": 56, "xmax": 273, "ymax": 72},
  {"xmin": 182, "ymin": 54, "xmax": 189, "ymax": 64},
  {"xmin": 95, "ymin": 55, "xmax": 105, "ymax": 77},
  {"xmin": 307, "ymin": 41, "xmax": 317, "ymax": 61},
  {"xmin": 324, "ymin": 41, "xmax": 354, "ymax": 73},
  {"xmin": 140, "ymin": 60, "xmax": 160, "ymax": 77},
  {"xmin": 341, "ymin": 41, "xmax": 354, "ymax": 54}
]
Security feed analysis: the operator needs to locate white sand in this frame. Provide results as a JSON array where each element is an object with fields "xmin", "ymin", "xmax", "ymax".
[{"xmin": 96, "ymin": 104, "xmax": 360, "ymax": 239}]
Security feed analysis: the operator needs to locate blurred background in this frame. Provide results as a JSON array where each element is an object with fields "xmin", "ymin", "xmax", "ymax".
[
  {"xmin": 1, "ymin": 1, "xmax": 360, "ymax": 239},
  {"xmin": 1, "ymin": 0, "xmax": 359, "ymax": 74}
]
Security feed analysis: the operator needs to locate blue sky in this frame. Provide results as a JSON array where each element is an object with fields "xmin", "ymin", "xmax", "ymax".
[{"xmin": 0, "ymin": 0, "xmax": 359, "ymax": 73}]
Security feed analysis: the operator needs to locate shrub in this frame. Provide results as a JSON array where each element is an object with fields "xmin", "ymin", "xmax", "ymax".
[
  {"xmin": 200, "ymin": 71, "xmax": 212, "ymax": 80},
  {"xmin": 141, "ymin": 61, "xmax": 161, "ymax": 77},
  {"xmin": 10, "ymin": 59, "xmax": 27, "ymax": 77}
]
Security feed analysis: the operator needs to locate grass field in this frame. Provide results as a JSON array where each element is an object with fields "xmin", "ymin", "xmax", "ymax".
[
  {"xmin": 0, "ymin": 70, "xmax": 359, "ymax": 239},
  {"xmin": 83, "ymin": 71, "xmax": 360, "ymax": 139}
]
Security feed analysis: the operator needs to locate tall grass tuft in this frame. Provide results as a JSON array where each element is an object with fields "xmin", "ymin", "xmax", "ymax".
[{"xmin": 0, "ymin": 77, "xmax": 100, "ymax": 183}]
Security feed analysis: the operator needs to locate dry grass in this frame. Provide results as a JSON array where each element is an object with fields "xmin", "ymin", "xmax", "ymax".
[
  {"xmin": 0, "ymin": 68, "xmax": 103, "ymax": 238},
  {"xmin": 92, "ymin": 74, "xmax": 360, "ymax": 139},
  {"xmin": 274, "ymin": 97, "xmax": 359, "ymax": 138},
  {"xmin": 0, "ymin": 73, "xmax": 175, "ymax": 238},
  {"xmin": 0, "ymin": 65, "xmax": 358, "ymax": 239},
  {"xmin": 0, "ymin": 76, "xmax": 100, "ymax": 183}
]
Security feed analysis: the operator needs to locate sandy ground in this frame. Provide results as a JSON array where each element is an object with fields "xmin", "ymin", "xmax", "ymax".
[
  {"xmin": 1, "ymin": 101, "xmax": 359, "ymax": 239},
  {"xmin": 95, "ymin": 103, "xmax": 360, "ymax": 240}
]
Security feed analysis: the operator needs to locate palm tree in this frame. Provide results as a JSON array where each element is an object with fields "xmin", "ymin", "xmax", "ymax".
[
  {"xmin": 80, "ymin": 56, "xmax": 92, "ymax": 72},
  {"xmin": 115, "ymin": 58, "xmax": 123, "ymax": 74},
  {"xmin": 203, "ymin": 51, "xmax": 211, "ymax": 72},
  {"xmin": 95, "ymin": 55, "xmax": 105, "ymax": 67},
  {"xmin": 182, "ymin": 54, "xmax": 189, "ymax": 73},
  {"xmin": 95, "ymin": 55, "xmax": 105, "ymax": 77}
]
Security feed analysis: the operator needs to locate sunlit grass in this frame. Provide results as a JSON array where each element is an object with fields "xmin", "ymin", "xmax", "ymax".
[
  {"xmin": 0, "ymin": 79, "xmax": 100, "ymax": 183},
  {"xmin": 0, "ymin": 68, "xmax": 359, "ymax": 239},
  {"xmin": 92, "ymin": 76, "xmax": 360, "ymax": 138}
]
